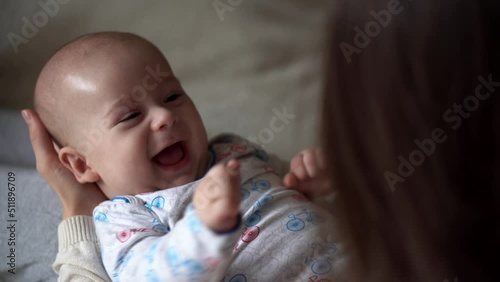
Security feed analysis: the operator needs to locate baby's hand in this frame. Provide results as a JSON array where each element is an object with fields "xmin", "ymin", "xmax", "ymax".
[
  {"xmin": 283, "ymin": 147, "xmax": 332, "ymax": 199},
  {"xmin": 193, "ymin": 159, "xmax": 241, "ymax": 233}
]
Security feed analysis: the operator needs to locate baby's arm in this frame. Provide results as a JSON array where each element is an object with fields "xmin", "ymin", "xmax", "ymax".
[
  {"xmin": 94, "ymin": 161, "xmax": 241, "ymax": 282},
  {"xmin": 283, "ymin": 147, "xmax": 332, "ymax": 199}
]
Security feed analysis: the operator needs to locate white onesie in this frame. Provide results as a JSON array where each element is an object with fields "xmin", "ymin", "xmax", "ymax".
[{"xmin": 94, "ymin": 134, "xmax": 341, "ymax": 282}]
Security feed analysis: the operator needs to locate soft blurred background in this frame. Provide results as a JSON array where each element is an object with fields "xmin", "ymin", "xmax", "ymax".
[
  {"xmin": 0, "ymin": 1, "xmax": 334, "ymax": 280},
  {"xmin": 0, "ymin": 0, "xmax": 334, "ymax": 164}
]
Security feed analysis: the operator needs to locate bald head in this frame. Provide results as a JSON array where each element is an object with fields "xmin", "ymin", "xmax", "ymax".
[{"xmin": 34, "ymin": 32, "xmax": 162, "ymax": 149}]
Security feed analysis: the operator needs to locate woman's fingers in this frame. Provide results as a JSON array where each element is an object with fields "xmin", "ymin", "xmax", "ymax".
[
  {"xmin": 23, "ymin": 109, "xmax": 73, "ymax": 190},
  {"xmin": 52, "ymin": 140, "xmax": 61, "ymax": 153},
  {"xmin": 22, "ymin": 109, "xmax": 59, "ymax": 176},
  {"xmin": 23, "ymin": 109, "xmax": 108, "ymax": 218}
]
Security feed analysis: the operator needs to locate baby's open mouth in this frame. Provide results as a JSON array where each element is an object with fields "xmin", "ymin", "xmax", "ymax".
[{"xmin": 153, "ymin": 141, "xmax": 188, "ymax": 169}]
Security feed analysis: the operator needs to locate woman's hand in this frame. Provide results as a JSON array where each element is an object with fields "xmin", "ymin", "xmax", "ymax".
[
  {"xmin": 22, "ymin": 109, "xmax": 107, "ymax": 219},
  {"xmin": 283, "ymin": 147, "xmax": 332, "ymax": 199}
]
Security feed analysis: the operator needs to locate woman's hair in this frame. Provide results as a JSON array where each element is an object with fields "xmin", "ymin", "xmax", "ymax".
[{"xmin": 322, "ymin": 0, "xmax": 499, "ymax": 281}]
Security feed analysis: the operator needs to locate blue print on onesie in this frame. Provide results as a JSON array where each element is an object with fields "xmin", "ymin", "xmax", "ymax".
[
  {"xmin": 244, "ymin": 192, "xmax": 274, "ymax": 227},
  {"xmin": 112, "ymin": 249, "xmax": 135, "ymax": 282},
  {"xmin": 249, "ymin": 179, "xmax": 271, "ymax": 192},
  {"xmin": 94, "ymin": 211, "xmax": 108, "ymax": 222},
  {"xmin": 145, "ymin": 269, "xmax": 159, "ymax": 282},
  {"xmin": 286, "ymin": 208, "xmax": 326, "ymax": 232},
  {"xmin": 111, "ymin": 196, "xmax": 131, "ymax": 203},
  {"xmin": 167, "ymin": 246, "xmax": 206, "ymax": 277},
  {"xmin": 145, "ymin": 241, "xmax": 159, "ymax": 264},
  {"xmin": 145, "ymin": 196, "xmax": 165, "ymax": 211}
]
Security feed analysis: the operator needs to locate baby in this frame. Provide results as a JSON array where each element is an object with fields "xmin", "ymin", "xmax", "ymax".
[{"xmin": 34, "ymin": 32, "xmax": 339, "ymax": 281}]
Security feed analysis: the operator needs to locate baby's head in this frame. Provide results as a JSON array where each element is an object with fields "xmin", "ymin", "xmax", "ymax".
[{"xmin": 34, "ymin": 32, "xmax": 209, "ymax": 198}]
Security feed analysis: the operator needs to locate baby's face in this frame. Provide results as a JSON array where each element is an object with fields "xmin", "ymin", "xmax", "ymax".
[{"xmin": 68, "ymin": 43, "xmax": 209, "ymax": 198}]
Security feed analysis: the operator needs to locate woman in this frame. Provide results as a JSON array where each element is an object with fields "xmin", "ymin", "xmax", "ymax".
[
  {"xmin": 25, "ymin": 0, "xmax": 498, "ymax": 281},
  {"xmin": 320, "ymin": 0, "xmax": 499, "ymax": 281}
]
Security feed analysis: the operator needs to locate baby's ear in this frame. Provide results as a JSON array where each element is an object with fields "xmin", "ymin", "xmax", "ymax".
[{"xmin": 58, "ymin": 147, "xmax": 100, "ymax": 183}]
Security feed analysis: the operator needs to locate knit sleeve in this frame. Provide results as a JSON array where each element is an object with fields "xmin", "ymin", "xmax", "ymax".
[{"xmin": 53, "ymin": 216, "xmax": 111, "ymax": 282}]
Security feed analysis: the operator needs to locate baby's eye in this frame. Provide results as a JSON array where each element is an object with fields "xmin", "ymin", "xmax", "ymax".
[
  {"xmin": 119, "ymin": 112, "xmax": 140, "ymax": 123},
  {"xmin": 165, "ymin": 93, "xmax": 182, "ymax": 103}
]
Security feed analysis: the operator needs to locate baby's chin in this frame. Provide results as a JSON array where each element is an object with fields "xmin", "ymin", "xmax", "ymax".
[
  {"xmin": 105, "ymin": 180, "xmax": 193, "ymax": 197},
  {"xmin": 103, "ymin": 172, "xmax": 200, "ymax": 198},
  {"xmin": 157, "ymin": 174, "xmax": 198, "ymax": 190}
]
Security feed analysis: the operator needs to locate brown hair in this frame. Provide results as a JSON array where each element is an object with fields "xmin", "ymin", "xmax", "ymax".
[{"xmin": 322, "ymin": 0, "xmax": 499, "ymax": 281}]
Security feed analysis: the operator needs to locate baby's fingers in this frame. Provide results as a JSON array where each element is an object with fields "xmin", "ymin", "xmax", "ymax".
[
  {"xmin": 194, "ymin": 159, "xmax": 241, "ymax": 232},
  {"xmin": 289, "ymin": 153, "xmax": 308, "ymax": 181},
  {"xmin": 195, "ymin": 160, "xmax": 241, "ymax": 209},
  {"xmin": 290, "ymin": 148, "xmax": 324, "ymax": 180},
  {"xmin": 315, "ymin": 147, "xmax": 326, "ymax": 169},
  {"xmin": 302, "ymin": 148, "xmax": 322, "ymax": 178},
  {"xmin": 283, "ymin": 172, "xmax": 300, "ymax": 189}
]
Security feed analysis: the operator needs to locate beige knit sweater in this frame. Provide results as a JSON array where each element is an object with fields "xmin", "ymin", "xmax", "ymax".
[{"xmin": 53, "ymin": 216, "xmax": 111, "ymax": 282}]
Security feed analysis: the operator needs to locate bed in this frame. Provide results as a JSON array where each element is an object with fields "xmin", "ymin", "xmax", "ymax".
[{"xmin": 0, "ymin": 1, "xmax": 333, "ymax": 280}]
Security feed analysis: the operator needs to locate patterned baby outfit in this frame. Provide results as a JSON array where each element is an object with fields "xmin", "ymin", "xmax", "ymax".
[{"xmin": 94, "ymin": 134, "xmax": 340, "ymax": 282}]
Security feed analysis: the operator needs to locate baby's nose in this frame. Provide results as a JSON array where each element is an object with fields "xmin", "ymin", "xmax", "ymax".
[{"xmin": 151, "ymin": 107, "xmax": 178, "ymax": 131}]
